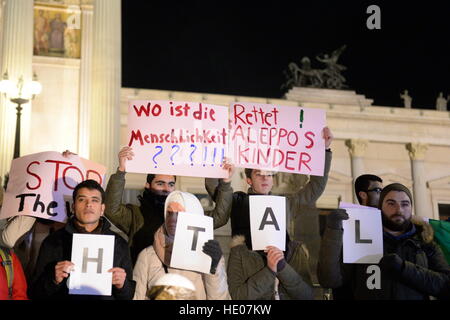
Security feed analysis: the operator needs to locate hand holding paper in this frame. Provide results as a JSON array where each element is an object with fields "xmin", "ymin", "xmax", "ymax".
[
  {"xmin": 54, "ymin": 260, "xmax": 74, "ymax": 284},
  {"xmin": 118, "ymin": 146, "xmax": 134, "ymax": 172},
  {"xmin": 265, "ymin": 246, "xmax": 285, "ymax": 273},
  {"xmin": 202, "ymin": 239, "xmax": 222, "ymax": 274},
  {"xmin": 221, "ymin": 159, "xmax": 235, "ymax": 183},
  {"xmin": 322, "ymin": 126, "xmax": 334, "ymax": 149},
  {"xmin": 108, "ymin": 267, "xmax": 127, "ymax": 289},
  {"xmin": 326, "ymin": 209, "xmax": 349, "ymax": 230}
]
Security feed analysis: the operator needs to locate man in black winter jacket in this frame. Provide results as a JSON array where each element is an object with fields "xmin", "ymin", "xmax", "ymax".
[
  {"xmin": 29, "ymin": 180, "xmax": 136, "ymax": 300},
  {"xmin": 318, "ymin": 183, "xmax": 450, "ymax": 300}
]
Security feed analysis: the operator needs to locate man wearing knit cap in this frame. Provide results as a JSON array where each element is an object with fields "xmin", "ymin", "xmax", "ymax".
[{"xmin": 318, "ymin": 182, "xmax": 450, "ymax": 299}]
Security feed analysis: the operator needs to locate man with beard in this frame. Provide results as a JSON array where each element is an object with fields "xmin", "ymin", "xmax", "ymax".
[
  {"xmin": 318, "ymin": 183, "xmax": 450, "ymax": 299},
  {"xmin": 105, "ymin": 146, "xmax": 233, "ymax": 265}
]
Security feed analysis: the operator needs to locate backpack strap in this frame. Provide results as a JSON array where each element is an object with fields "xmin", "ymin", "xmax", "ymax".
[{"xmin": 0, "ymin": 247, "xmax": 14, "ymax": 299}]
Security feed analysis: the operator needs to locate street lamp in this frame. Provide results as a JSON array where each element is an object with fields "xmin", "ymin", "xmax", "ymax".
[{"xmin": 0, "ymin": 70, "xmax": 42, "ymax": 159}]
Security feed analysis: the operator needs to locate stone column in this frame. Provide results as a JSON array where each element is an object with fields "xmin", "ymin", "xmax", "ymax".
[
  {"xmin": 0, "ymin": 0, "xmax": 33, "ymax": 179},
  {"xmin": 405, "ymin": 143, "xmax": 431, "ymax": 218},
  {"xmin": 78, "ymin": 4, "xmax": 93, "ymax": 158},
  {"xmin": 89, "ymin": 0, "xmax": 121, "ymax": 174},
  {"xmin": 345, "ymin": 139, "xmax": 368, "ymax": 202}
]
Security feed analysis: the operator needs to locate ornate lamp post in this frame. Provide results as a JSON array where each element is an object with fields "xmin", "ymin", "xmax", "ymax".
[{"xmin": 0, "ymin": 70, "xmax": 42, "ymax": 159}]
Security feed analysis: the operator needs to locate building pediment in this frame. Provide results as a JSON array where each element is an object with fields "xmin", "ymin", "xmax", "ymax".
[
  {"xmin": 427, "ymin": 176, "xmax": 450, "ymax": 190},
  {"xmin": 328, "ymin": 171, "xmax": 353, "ymax": 184},
  {"xmin": 378, "ymin": 173, "xmax": 412, "ymax": 188}
]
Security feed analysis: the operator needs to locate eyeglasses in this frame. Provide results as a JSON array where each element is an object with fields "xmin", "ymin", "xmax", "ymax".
[{"xmin": 367, "ymin": 187, "xmax": 382, "ymax": 194}]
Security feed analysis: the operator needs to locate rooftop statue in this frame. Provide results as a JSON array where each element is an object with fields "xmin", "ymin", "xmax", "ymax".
[{"xmin": 282, "ymin": 45, "xmax": 348, "ymax": 91}]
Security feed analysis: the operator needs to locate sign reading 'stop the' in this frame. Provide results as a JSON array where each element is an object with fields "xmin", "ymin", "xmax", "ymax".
[
  {"xmin": 127, "ymin": 100, "xmax": 228, "ymax": 178},
  {"xmin": 229, "ymin": 102, "xmax": 326, "ymax": 176}
]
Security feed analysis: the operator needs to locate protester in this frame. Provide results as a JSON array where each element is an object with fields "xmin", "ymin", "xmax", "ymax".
[
  {"xmin": 206, "ymin": 127, "xmax": 334, "ymax": 300},
  {"xmin": 318, "ymin": 183, "xmax": 450, "ymax": 299},
  {"xmin": 133, "ymin": 191, "xmax": 230, "ymax": 300},
  {"xmin": 29, "ymin": 180, "xmax": 136, "ymax": 300}
]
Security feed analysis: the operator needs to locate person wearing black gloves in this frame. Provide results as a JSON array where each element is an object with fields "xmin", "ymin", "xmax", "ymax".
[
  {"xmin": 132, "ymin": 191, "xmax": 230, "ymax": 300},
  {"xmin": 318, "ymin": 183, "xmax": 450, "ymax": 300},
  {"xmin": 202, "ymin": 239, "xmax": 222, "ymax": 275}
]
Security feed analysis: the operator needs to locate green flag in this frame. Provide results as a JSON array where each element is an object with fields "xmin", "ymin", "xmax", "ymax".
[{"xmin": 429, "ymin": 219, "xmax": 450, "ymax": 265}]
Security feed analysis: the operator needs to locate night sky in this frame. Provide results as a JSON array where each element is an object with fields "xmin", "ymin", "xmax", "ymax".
[{"xmin": 122, "ymin": 1, "xmax": 450, "ymax": 110}]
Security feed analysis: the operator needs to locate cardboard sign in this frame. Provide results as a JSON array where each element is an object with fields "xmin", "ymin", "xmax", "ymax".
[
  {"xmin": 68, "ymin": 234, "xmax": 115, "ymax": 296},
  {"xmin": 0, "ymin": 151, "xmax": 106, "ymax": 223},
  {"xmin": 341, "ymin": 205, "xmax": 384, "ymax": 264},
  {"xmin": 229, "ymin": 102, "xmax": 326, "ymax": 176},
  {"xmin": 249, "ymin": 195, "xmax": 286, "ymax": 251},
  {"xmin": 126, "ymin": 100, "xmax": 229, "ymax": 178},
  {"xmin": 170, "ymin": 212, "xmax": 214, "ymax": 274}
]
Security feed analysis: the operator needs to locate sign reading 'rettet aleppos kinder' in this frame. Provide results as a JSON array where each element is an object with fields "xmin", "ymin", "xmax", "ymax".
[
  {"xmin": 229, "ymin": 102, "xmax": 326, "ymax": 176},
  {"xmin": 0, "ymin": 151, "xmax": 106, "ymax": 223},
  {"xmin": 126, "ymin": 100, "xmax": 229, "ymax": 178}
]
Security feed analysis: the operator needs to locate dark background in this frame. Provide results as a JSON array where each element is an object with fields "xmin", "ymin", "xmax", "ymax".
[{"xmin": 122, "ymin": 1, "xmax": 450, "ymax": 109}]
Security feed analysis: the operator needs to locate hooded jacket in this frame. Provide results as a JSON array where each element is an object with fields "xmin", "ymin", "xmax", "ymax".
[
  {"xmin": 317, "ymin": 217, "xmax": 450, "ymax": 300},
  {"xmin": 227, "ymin": 235, "xmax": 314, "ymax": 300},
  {"xmin": 104, "ymin": 170, "xmax": 233, "ymax": 264},
  {"xmin": 132, "ymin": 191, "xmax": 230, "ymax": 300},
  {"xmin": 29, "ymin": 216, "xmax": 136, "ymax": 300}
]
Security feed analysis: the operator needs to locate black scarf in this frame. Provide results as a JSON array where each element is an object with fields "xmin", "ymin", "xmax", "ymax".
[
  {"xmin": 138, "ymin": 188, "xmax": 167, "ymax": 219},
  {"xmin": 130, "ymin": 188, "xmax": 168, "ymax": 264}
]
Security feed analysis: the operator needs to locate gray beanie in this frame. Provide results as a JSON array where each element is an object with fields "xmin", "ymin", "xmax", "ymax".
[{"xmin": 378, "ymin": 183, "xmax": 413, "ymax": 209}]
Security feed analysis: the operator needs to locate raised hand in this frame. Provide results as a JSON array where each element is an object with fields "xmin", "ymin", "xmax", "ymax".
[
  {"xmin": 118, "ymin": 146, "xmax": 134, "ymax": 172},
  {"xmin": 322, "ymin": 126, "xmax": 334, "ymax": 149}
]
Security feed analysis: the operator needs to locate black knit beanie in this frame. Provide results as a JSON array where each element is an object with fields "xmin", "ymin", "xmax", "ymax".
[{"xmin": 378, "ymin": 183, "xmax": 413, "ymax": 209}]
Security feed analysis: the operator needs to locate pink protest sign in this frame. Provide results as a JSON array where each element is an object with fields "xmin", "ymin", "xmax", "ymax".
[
  {"xmin": 126, "ymin": 100, "xmax": 228, "ymax": 178},
  {"xmin": 0, "ymin": 152, "xmax": 106, "ymax": 223},
  {"xmin": 229, "ymin": 102, "xmax": 326, "ymax": 176}
]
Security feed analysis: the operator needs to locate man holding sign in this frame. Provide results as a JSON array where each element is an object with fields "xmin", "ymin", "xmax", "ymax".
[
  {"xmin": 318, "ymin": 183, "xmax": 450, "ymax": 300},
  {"xmin": 227, "ymin": 195, "xmax": 314, "ymax": 300},
  {"xmin": 0, "ymin": 150, "xmax": 103, "ymax": 280},
  {"xmin": 29, "ymin": 180, "xmax": 135, "ymax": 300},
  {"xmin": 133, "ymin": 191, "xmax": 230, "ymax": 300},
  {"xmin": 205, "ymin": 127, "xmax": 334, "ymax": 299}
]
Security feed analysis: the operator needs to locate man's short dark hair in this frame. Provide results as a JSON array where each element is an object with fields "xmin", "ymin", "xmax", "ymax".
[
  {"xmin": 146, "ymin": 174, "xmax": 177, "ymax": 184},
  {"xmin": 72, "ymin": 179, "xmax": 105, "ymax": 204},
  {"xmin": 244, "ymin": 169, "xmax": 253, "ymax": 179},
  {"xmin": 355, "ymin": 174, "xmax": 383, "ymax": 204}
]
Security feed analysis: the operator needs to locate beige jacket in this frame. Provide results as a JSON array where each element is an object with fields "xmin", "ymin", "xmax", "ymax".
[{"xmin": 133, "ymin": 245, "xmax": 230, "ymax": 300}]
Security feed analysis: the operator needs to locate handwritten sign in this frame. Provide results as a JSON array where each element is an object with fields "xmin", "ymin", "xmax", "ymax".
[
  {"xmin": 229, "ymin": 102, "xmax": 326, "ymax": 176},
  {"xmin": 249, "ymin": 195, "xmax": 286, "ymax": 251},
  {"xmin": 126, "ymin": 100, "xmax": 229, "ymax": 178},
  {"xmin": 68, "ymin": 234, "xmax": 115, "ymax": 296},
  {"xmin": 0, "ymin": 151, "xmax": 106, "ymax": 223},
  {"xmin": 340, "ymin": 204, "xmax": 383, "ymax": 264},
  {"xmin": 170, "ymin": 212, "xmax": 214, "ymax": 274}
]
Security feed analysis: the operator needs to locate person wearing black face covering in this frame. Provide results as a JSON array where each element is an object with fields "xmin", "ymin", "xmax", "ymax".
[
  {"xmin": 318, "ymin": 183, "xmax": 450, "ymax": 300},
  {"xmin": 104, "ymin": 147, "xmax": 177, "ymax": 264}
]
